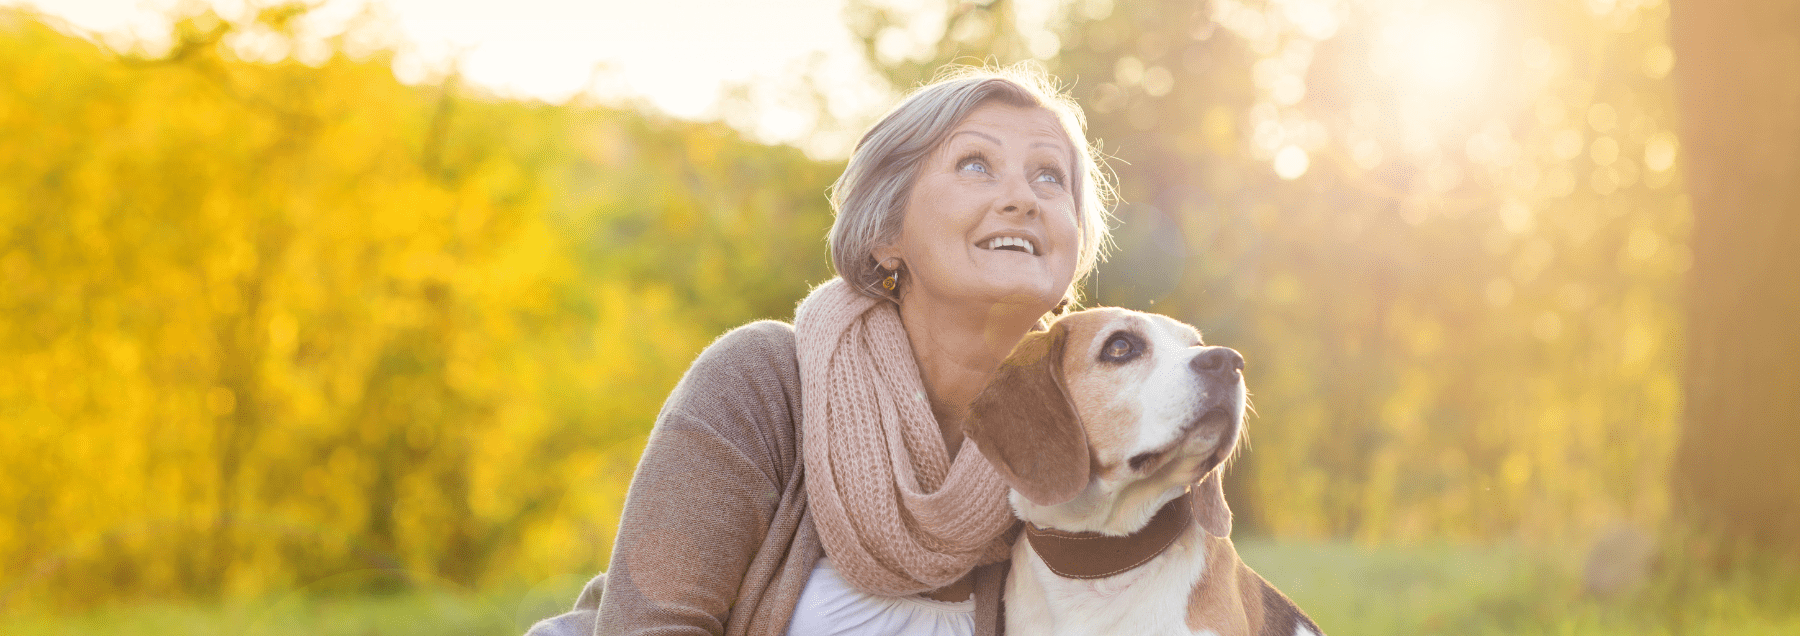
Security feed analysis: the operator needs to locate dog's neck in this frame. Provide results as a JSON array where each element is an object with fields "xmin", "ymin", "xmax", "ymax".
[{"xmin": 1022, "ymin": 491, "xmax": 1193, "ymax": 579}]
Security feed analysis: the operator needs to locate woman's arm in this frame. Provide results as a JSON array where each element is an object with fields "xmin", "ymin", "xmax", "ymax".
[{"xmin": 595, "ymin": 321, "xmax": 805, "ymax": 635}]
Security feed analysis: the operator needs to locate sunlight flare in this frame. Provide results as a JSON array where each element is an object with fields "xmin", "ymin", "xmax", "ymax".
[{"xmin": 1371, "ymin": 3, "xmax": 1500, "ymax": 120}]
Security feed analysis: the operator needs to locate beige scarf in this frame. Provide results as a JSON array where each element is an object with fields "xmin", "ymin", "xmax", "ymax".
[{"xmin": 794, "ymin": 278, "xmax": 1016, "ymax": 596}]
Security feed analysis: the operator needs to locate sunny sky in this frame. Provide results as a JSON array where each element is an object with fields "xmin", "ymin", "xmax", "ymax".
[
  {"xmin": 14, "ymin": 0, "xmax": 906, "ymax": 153},
  {"xmin": 14, "ymin": 0, "xmax": 1540, "ymax": 168}
]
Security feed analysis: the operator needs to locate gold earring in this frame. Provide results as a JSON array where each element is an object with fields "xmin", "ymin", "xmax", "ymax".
[{"xmin": 880, "ymin": 258, "xmax": 900, "ymax": 291}]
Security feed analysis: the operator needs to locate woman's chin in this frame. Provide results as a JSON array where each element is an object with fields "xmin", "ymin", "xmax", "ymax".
[
  {"xmin": 905, "ymin": 273, "xmax": 1069, "ymax": 318},
  {"xmin": 978, "ymin": 288, "xmax": 1063, "ymax": 316}
]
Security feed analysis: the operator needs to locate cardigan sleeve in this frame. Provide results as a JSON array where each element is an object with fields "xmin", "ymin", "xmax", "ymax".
[{"xmin": 593, "ymin": 320, "xmax": 806, "ymax": 636}]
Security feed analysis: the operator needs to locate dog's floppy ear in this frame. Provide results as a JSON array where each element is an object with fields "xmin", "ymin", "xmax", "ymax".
[
  {"xmin": 965, "ymin": 321, "xmax": 1090, "ymax": 507},
  {"xmin": 1193, "ymin": 470, "xmax": 1233, "ymax": 537}
]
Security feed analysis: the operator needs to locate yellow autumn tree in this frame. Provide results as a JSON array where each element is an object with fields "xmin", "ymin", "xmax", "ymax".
[{"xmin": 0, "ymin": 6, "xmax": 836, "ymax": 608}]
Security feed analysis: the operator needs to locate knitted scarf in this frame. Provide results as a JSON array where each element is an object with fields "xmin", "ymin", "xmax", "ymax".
[{"xmin": 794, "ymin": 278, "xmax": 1017, "ymax": 596}]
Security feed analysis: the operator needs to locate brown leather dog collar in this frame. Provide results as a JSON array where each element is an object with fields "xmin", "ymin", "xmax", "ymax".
[{"xmin": 1023, "ymin": 491, "xmax": 1193, "ymax": 579}]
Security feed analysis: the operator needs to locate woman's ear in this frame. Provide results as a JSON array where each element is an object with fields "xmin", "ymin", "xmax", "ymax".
[
  {"xmin": 871, "ymin": 244, "xmax": 901, "ymax": 265},
  {"xmin": 964, "ymin": 321, "xmax": 1090, "ymax": 507}
]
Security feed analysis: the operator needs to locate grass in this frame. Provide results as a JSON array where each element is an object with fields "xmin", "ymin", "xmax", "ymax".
[
  {"xmin": 4, "ymin": 543, "xmax": 1794, "ymax": 635},
  {"xmin": 0, "ymin": 570, "xmax": 597, "ymax": 636},
  {"xmin": 1238, "ymin": 539, "xmax": 1800, "ymax": 636}
]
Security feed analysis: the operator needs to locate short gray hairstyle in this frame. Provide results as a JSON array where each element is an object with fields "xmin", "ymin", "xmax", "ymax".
[{"xmin": 827, "ymin": 63, "xmax": 1114, "ymax": 309}]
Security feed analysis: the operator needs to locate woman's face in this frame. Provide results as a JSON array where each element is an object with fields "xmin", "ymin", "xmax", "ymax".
[{"xmin": 875, "ymin": 102, "xmax": 1081, "ymax": 315}]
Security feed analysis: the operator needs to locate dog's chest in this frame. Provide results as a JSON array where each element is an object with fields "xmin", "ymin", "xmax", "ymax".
[{"xmin": 1006, "ymin": 530, "xmax": 1211, "ymax": 636}]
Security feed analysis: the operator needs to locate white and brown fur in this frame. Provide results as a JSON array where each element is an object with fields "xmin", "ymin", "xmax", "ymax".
[{"xmin": 965, "ymin": 308, "xmax": 1323, "ymax": 636}]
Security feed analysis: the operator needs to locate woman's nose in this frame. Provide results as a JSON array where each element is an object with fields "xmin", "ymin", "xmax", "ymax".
[{"xmin": 1000, "ymin": 174, "xmax": 1038, "ymax": 218}]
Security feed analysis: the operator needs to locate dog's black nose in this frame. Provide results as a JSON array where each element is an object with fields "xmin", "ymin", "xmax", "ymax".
[{"xmin": 1191, "ymin": 346, "xmax": 1244, "ymax": 375}]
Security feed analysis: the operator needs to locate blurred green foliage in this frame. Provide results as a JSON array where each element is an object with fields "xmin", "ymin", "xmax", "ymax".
[{"xmin": 0, "ymin": 6, "xmax": 835, "ymax": 608}]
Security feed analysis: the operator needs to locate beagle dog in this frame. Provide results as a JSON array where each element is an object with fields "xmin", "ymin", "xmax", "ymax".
[{"xmin": 965, "ymin": 308, "xmax": 1323, "ymax": 636}]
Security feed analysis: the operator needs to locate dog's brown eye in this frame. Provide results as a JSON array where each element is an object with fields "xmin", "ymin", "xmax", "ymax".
[
  {"xmin": 1100, "ymin": 333, "xmax": 1140, "ymax": 362},
  {"xmin": 1128, "ymin": 451, "xmax": 1162, "ymax": 472}
]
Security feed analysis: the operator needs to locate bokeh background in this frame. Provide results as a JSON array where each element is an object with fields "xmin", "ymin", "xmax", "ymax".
[{"xmin": 2, "ymin": 0, "xmax": 1796, "ymax": 634}]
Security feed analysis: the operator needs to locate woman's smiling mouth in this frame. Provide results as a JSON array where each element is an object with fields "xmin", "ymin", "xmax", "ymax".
[{"xmin": 979, "ymin": 235, "xmax": 1038, "ymax": 255}]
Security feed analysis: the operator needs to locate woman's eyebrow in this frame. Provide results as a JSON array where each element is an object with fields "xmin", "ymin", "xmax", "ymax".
[
  {"xmin": 950, "ymin": 130, "xmax": 1069, "ymax": 157},
  {"xmin": 951, "ymin": 130, "xmax": 1002, "ymax": 145}
]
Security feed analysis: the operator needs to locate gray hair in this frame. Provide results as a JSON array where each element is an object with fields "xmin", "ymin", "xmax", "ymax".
[{"xmin": 827, "ymin": 63, "xmax": 1114, "ymax": 309}]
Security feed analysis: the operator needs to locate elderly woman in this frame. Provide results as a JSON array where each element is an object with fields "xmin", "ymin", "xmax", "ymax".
[{"xmin": 530, "ymin": 64, "xmax": 1112, "ymax": 636}]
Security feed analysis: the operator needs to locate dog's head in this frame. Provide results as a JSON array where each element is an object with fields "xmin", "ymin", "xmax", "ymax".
[{"xmin": 964, "ymin": 308, "xmax": 1245, "ymax": 537}]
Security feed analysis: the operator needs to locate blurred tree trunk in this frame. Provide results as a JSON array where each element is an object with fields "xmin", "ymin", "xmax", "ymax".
[{"xmin": 1669, "ymin": 0, "xmax": 1800, "ymax": 555}]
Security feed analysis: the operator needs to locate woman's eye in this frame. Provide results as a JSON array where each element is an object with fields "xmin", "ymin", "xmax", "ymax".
[
  {"xmin": 1101, "ymin": 335, "xmax": 1136, "ymax": 361},
  {"xmin": 1035, "ymin": 171, "xmax": 1061, "ymax": 184},
  {"xmin": 959, "ymin": 159, "xmax": 987, "ymax": 173}
]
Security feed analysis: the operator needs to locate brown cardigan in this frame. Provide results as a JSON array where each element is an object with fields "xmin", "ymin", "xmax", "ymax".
[{"xmin": 525, "ymin": 320, "xmax": 1009, "ymax": 636}]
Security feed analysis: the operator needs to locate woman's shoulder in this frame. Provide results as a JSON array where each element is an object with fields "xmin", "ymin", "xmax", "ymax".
[
  {"xmin": 656, "ymin": 320, "xmax": 804, "ymax": 480},
  {"xmin": 708, "ymin": 319, "xmax": 796, "ymax": 356},
  {"xmin": 689, "ymin": 320, "xmax": 797, "ymax": 380},
  {"xmin": 662, "ymin": 319, "xmax": 802, "ymax": 432}
]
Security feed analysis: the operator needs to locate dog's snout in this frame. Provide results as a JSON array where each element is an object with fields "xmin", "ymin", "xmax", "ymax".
[{"xmin": 1190, "ymin": 346, "xmax": 1244, "ymax": 375}]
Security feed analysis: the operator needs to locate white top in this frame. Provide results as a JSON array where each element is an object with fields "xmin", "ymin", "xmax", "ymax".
[{"xmin": 783, "ymin": 556, "xmax": 976, "ymax": 636}]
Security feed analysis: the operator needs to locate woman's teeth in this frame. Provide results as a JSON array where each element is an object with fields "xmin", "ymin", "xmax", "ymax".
[{"xmin": 982, "ymin": 236, "xmax": 1036, "ymax": 255}]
